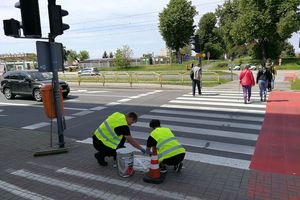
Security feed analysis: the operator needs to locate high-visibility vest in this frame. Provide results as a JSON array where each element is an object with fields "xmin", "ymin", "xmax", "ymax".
[
  {"xmin": 94, "ymin": 112, "xmax": 127, "ymax": 149},
  {"xmin": 150, "ymin": 127, "xmax": 185, "ymax": 162}
]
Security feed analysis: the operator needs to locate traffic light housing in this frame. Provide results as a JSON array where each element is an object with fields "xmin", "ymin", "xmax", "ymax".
[
  {"xmin": 3, "ymin": 19, "xmax": 21, "ymax": 37},
  {"xmin": 190, "ymin": 35, "xmax": 200, "ymax": 53},
  {"xmin": 15, "ymin": 0, "xmax": 42, "ymax": 38},
  {"xmin": 48, "ymin": 4, "xmax": 70, "ymax": 37}
]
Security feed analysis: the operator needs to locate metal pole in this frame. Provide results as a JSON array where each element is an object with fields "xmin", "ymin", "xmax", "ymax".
[{"xmin": 48, "ymin": 0, "xmax": 64, "ymax": 148}]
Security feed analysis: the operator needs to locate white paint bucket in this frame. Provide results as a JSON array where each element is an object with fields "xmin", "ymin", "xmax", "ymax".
[{"xmin": 116, "ymin": 148, "xmax": 134, "ymax": 177}]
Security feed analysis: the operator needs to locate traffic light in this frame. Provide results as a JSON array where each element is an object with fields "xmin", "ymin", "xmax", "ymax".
[
  {"xmin": 190, "ymin": 35, "xmax": 200, "ymax": 53},
  {"xmin": 15, "ymin": 0, "xmax": 42, "ymax": 38},
  {"xmin": 48, "ymin": 3, "xmax": 70, "ymax": 37},
  {"xmin": 3, "ymin": 19, "xmax": 21, "ymax": 37}
]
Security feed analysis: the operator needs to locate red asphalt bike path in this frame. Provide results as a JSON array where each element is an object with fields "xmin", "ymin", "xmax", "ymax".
[{"xmin": 250, "ymin": 91, "xmax": 300, "ymax": 177}]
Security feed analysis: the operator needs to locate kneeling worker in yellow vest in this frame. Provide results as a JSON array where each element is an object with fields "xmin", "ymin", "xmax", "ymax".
[
  {"xmin": 146, "ymin": 119, "xmax": 185, "ymax": 173},
  {"xmin": 93, "ymin": 112, "xmax": 146, "ymax": 166}
]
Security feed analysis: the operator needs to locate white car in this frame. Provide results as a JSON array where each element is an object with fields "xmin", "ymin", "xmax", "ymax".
[
  {"xmin": 228, "ymin": 65, "xmax": 240, "ymax": 70},
  {"xmin": 249, "ymin": 65, "xmax": 257, "ymax": 70},
  {"xmin": 78, "ymin": 68, "xmax": 99, "ymax": 76}
]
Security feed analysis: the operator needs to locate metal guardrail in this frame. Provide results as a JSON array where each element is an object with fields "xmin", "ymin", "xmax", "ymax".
[{"xmin": 59, "ymin": 71, "xmax": 220, "ymax": 87}]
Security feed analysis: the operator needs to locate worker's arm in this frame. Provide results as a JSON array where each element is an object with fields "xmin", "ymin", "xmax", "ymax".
[{"xmin": 125, "ymin": 135, "xmax": 144, "ymax": 152}]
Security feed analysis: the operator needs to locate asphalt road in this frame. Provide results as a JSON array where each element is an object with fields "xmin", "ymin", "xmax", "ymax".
[{"xmin": 0, "ymin": 85, "xmax": 267, "ymax": 169}]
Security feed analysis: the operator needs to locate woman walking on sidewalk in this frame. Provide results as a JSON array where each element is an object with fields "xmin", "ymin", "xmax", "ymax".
[
  {"xmin": 256, "ymin": 64, "xmax": 272, "ymax": 102},
  {"xmin": 239, "ymin": 64, "xmax": 255, "ymax": 104}
]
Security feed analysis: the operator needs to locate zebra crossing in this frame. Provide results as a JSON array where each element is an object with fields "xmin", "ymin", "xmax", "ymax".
[{"xmin": 79, "ymin": 89, "xmax": 266, "ymax": 170}]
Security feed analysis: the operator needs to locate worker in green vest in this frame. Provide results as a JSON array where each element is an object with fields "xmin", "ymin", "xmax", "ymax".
[
  {"xmin": 93, "ymin": 112, "xmax": 146, "ymax": 166},
  {"xmin": 146, "ymin": 119, "xmax": 185, "ymax": 173}
]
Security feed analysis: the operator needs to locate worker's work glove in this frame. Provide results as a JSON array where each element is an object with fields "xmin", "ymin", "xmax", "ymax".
[{"xmin": 140, "ymin": 148, "xmax": 146, "ymax": 155}]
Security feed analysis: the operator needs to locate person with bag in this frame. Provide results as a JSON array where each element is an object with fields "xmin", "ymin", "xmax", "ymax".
[
  {"xmin": 190, "ymin": 63, "xmax": 202, "ymax": 96},
  {"xmin": 145, "ymin": 119, "xmax": 186, "ymax": 173},
  {"xmin": 239, "ymin": 64, "xmax": 255, "ymax": 104},
  {"xmin": 93, "ymin": 112, "xmax": 146, "ymax": 166},
  {"xmin": 256, "ymin": 64, "xmax": 272, "ymax": 102}
]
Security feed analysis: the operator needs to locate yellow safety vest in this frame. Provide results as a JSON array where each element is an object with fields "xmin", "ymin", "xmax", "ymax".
[
  {"xmin": 150, "ymin": 127, "xmax": 185, "ymax": 162},
  {"xmin": 94, "ymin": 112, "xmax": 127, "ymax": 149}
]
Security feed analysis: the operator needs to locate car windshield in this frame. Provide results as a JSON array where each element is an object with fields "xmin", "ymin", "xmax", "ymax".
[{"xmin": 27, "ymin": 72, "xmax": 52, "ymax": 81}]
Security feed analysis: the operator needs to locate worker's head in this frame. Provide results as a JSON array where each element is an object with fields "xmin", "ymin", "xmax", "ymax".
[
  {"xmin": 126, "ymin": 112, "xmax": 138, "ymax": 126},
  {"xmin": 149, "ymin": 119, "xmax": 160, "ymax": 130},
  {"xmin": 244, "ymin": 64, "xmax": 249, "ymax": 69}
]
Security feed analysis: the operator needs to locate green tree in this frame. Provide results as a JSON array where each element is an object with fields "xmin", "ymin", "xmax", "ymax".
[
  {"xmin": 66, "ymin": 50, "xmax": 78, "ymax": 65},
  {"xmin": 102, "ymin": 51, "xmax": 108, "ymax": 58},
  {"xmin": 78, "ymin": 50, "xmax": 89, "ymax": 61},
  {"xmin": 114, "ymin": 45, "xmax": 133, "ymax": 68},
  {"xmin": 159, "ymin": 0, "xmax": 197, "ymax": 63},
  {"xmin": 216, "ymin": 0, "xmax": 300, "ymax": 60},
  {"xmin": 196, "ymin": 12, "xmax": 224, "ymax": 59},
  {"xmin": 282, "ymin": 41, "xmax": 296, "ymax": 57},
  {"xmin": 109, "ymin": 52, "xmax": 114, "ymax": 58}
]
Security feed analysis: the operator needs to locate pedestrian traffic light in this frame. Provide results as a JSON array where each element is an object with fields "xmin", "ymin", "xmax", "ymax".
[
  {"xmin": 48, "ymin": 4, "xmax": 70, "ymax": 37},
  {"xmin": 15, "ymin": 0, "xmax": 42, "ymax": 38},
  {"xmin": 3, "ymin": 19, "xmax": 21, "ymax": 37},
  {"xmin": 190, "ymin": 35, "xmax": 200, "ymax": 53}
]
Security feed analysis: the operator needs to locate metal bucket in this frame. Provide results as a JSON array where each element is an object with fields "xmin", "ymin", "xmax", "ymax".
[{"xmin": 116, "ymin": 148, "xmax": 134, "ymax": 177}]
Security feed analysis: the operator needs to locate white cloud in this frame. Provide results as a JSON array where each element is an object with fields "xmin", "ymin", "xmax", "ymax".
[{"xmin": 0, "ymin": 0, "xmax": 299, "ymax": 58}]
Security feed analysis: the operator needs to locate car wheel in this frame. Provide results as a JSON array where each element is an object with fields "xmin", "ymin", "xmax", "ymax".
[
  {"xmin": 4, "ymin": 88, "xmax": 15, "ymax": 99},
  {"xmin": 33, "ymin": 89, "xmax": 42, "ymax": 102}
]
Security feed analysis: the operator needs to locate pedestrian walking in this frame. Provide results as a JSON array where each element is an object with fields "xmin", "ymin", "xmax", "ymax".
[
  {"xmin": 266, "ymin": 58, "xmax": 275, "ymax": 91},
  {"xmin": 93, "ymin": 112, "xmax": 146, "ymax": 166},
  {"xmin": 146, "ymin": 119, "xmax": 185, "ymax": 173},
  {"xmin": 190, "ymin": 63, "xmax": 202, "ymax": 96},
  {"xmin": 239, "ymin": 64, "xmax": 255, "ymax": 104},
  {"xmin": 256, "ymin": 64, "xmax": 272, "ymax": 102}
]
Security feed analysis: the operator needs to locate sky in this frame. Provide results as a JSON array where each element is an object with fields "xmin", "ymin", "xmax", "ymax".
[{"xmin": 0, "ymin": 0, "xmax": 299, "ymax": 59}]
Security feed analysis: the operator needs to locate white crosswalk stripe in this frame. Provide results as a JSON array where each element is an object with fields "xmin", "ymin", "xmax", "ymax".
[{"xmin": 78, "ymin": 90, "xmax": 264, "ymax": 169}]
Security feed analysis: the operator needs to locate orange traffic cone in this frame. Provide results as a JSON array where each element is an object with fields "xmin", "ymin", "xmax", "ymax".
[{"xmin": 143, "ymin": 148, "xmax": 164, "ymax": 184}]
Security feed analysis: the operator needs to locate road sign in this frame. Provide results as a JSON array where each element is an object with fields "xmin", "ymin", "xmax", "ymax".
[{"xmin": 196, "ymin": 53, "xmax": 205, "ymax": 58}]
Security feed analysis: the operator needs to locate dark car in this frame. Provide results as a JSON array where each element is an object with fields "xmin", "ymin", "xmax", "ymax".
[{"xmin": 0, "ymin": 70, "xmax": 70, "ymax": 101}]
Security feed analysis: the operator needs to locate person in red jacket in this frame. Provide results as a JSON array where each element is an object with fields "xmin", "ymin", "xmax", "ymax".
[{"xmin": 239, "ymin": 64, "xmax": 255, "ymax": 104}]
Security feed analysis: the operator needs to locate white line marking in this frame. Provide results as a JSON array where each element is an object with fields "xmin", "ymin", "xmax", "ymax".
[
  {"xmin": 86, "ymin": 91, "xmax": 108, "ymax": 94},
  {"xmin": 64, "ymin": 99, "xmax": 80, "ymax": 102},
  {"xmin": 130, "ymin": 131, "xmax": 254, "ymax": 155},
  {"xmin": 198, "ymin": 90, "xmax": 261, "ymax": 94},
  {"xmin": 140, "ymin": 114, "xmax": 261, "ymax": 130},
  {"xmin": 177, "ymin": 97, "xmax": 261, "ymax": 103},
  {"xmin": 0, "ymin": 102, "xmax": 32, "ymax": 106},
  {"xmin": 71, "ymin": 89, "xmax": 88, "ymax": 92},
  {"xmin": 0, "ymin": 102, "xmax": 89, "ymax": 111},
  {"xmin": 56, "ymin": 167, "xmax": 202, "ymax": 200},
  {"xmin": 11, "ymin": 170, "xmax": 130, "ymax": 200},
  {"xmin": 72, "ymin": 93, "xmax": 130, "ymax": 98},
  {"xmin": 106, "ymin": 102, "xmax": 121, "ymax": 106},
  {"xmin": 0, "ymin": 180, "xmax": 54, "ymax": 200},
  {"xmin": 117, "ymin": 98, "xmax": 132, "ymax": 102},
  {"xmin": 170, "ymin": 100, "xmax": 266, "ymax": 109},
  {"xmin": 183, "ymin": 94, "xmax": 263, "ymax": 100},
  {"xmin": 22, "ymin": 122, "xmax": 50, "ymax": 130},
  {"xmin": 151, "ymin": 109, "xmax": 264, "ymax": 122},
  {"xmin": 76, "ymin": 138, "xmax": 250, "ymax": 169},
  {"xmin": 72, "ymin": 110, "xmax": 94, "ymax": 116},
  {"xmin": 161, "ymin": 104, "xmax": 266, "ymax": 114},
  {"xmin": 89, "ymin": 106, "xmax": 106, "ymax": 111},
  {"xmin": 134, "ymin": 122, "xmax": 258, "ymax": 141}
]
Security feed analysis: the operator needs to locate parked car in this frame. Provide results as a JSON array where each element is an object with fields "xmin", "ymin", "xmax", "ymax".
[
  {"xmin": 0, "ymin": 70, "xmax": 70, "ymax": 101},
  {"xmin": 78, "ymin": 68, "xmax": 99, "ymax": 76},
  {"xmin": 249, "ymin": 65, "xmax": 257, "ymax": 70},
  {"xmin": 229, "ymin": 65, "xmax": 241, "ymax": 70}
]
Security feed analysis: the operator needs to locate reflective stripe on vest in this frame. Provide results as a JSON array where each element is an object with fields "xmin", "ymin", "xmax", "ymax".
[
  {"xmin": 94, "ymin": 112, "xmax": 126, "ymax": 149},
  {"xmin": 157, "ymin": 137, "xmax": 177, "ymax": 150},
  {"xmin": 150, "ymin": 127, "xmax": 185, "ymax": 162},
  {"xmin": 158, "ymin": 145, "xmax": 183, "ymax": 159}
]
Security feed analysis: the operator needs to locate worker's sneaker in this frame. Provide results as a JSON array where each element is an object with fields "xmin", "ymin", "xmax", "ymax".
[
  {"xmin": 160, "ymin": 166, "xmax": 167, "ymax": 174},
  {"xmin": 94, "ymin": 153, "xmax": 108, "ymax": 166},
  {"xmin": 174, "ymin": 162, "xmax": 183, "ymax": 173}
]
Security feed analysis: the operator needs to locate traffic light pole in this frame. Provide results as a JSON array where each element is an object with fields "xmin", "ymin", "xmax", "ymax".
[{"xmin": 48, "ymin": 0, "xmax": 64, "ymax": 148}]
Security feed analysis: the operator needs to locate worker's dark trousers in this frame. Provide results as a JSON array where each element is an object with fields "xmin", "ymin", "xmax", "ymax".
[
  {"xmin": 160, "ymin": 153, "xmax": 185, "ymax": 166},
  {"xmin": 93, "ymin": 135, "xmax": 125, "ymax": 159}
]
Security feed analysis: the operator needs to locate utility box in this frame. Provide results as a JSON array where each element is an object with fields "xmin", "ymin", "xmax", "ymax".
[{"xmin": 41, "ymin": 84, "xmax": 64, "ymax": 119}]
